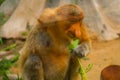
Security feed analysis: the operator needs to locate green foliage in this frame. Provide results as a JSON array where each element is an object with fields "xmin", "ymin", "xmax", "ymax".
[
  {"xmin": 16, "ymin": 75, "xmax": 23, "ymax": 80},
  {"xmin": 0, "ymin": 43, "xmax": 17, "ymax": 51},
  {"xmin": 0, "ymin": 54, "xmax": 19, "ymax": 75},
  {"xmin": 0, "ymin": 0, "xmax": 4, "ymax": 5},
  {"xmin": 68, "ymin": 39, "xmax": 79, "ymax": 51},
  {"xmin": 0, "ymin": 58, "xmax": 13, "ymax": 75},
  {"xmin": 85, "ymin": 64, "xmax": 93, "ymax": 73},
  {"xmin": 0, "ymin": 54, "xmax": 20, "ymax": 80},
  {"xmin": 68, "ymin": 39, "xmax": 93, "ymax": 80},
  {"xmin": 0, "ymin": 12, "xmax": 8, "ymax": 27},
  {"xmin": 81, "ymin": 57, "xmax": 89, "ymax": 60},
  {"xmin": 78, "ymin": 58, "xmax": 93, "ymax": 80},
  {"xmin": 2, "ymin": 73, "xmax": 10, "ymax": 80},
  {"xmin": 0, "ymin": 37, "xmax": 3, "ymax": 45},
  {"xmin": 78, "ymin": 58, "xmax": 88, "ymax": 80},
  {"xmin": 21, "ymin": 31, "xmax": 27, "ymax": 36}
]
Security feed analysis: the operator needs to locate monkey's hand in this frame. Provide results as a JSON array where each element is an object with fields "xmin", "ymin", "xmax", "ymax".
[{"xmin": 71, "ymin": 42, "xmax": 90, "ymax": 58}]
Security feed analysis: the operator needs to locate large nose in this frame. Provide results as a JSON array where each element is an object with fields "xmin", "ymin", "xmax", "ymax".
[{"xmin": 66, "ymin": 22, "xmax": 81, "ymax": 38}]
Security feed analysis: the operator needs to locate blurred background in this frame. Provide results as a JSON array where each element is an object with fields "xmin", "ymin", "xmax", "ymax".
[{"xmin": 0, "ymin": 0, "xmax": 120, "ymax": 80}]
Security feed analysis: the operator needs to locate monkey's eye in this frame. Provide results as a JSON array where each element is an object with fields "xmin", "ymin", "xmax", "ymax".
[{"xmin": 67, "ymin": 31, "xmax": 75, "ymax": 38}]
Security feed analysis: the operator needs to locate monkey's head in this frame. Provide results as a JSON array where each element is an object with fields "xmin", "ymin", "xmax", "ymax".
[
  {"xmin": 55, "ymin": 4, "xmax": 84, "ymax": 38},
  {"xmin": 39, "ymin": 4, "xmax": 84, "ymax": 39}
]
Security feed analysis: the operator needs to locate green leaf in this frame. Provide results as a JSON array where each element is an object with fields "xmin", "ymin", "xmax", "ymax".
[
  {"xmin": 0, "ymin": 37, "xmax": 3, "ymax": 45},
  {"xmin": 0, "ymin": 54, "xmax": 19, "ymax": 75},
  {"xmin": 78, "ymin": 58, "xmax": 88, "ymax": 80},
  {"xmin": 85, "ymin": 64, "xmax": 93, "ymax": 73},
  {"xmin": 81, "ymin": 57, "xmax": 89, "ymax": 60},
  {"xmin": 2, "ymin": 72, "xmax": 10, "ymax": 80},
  {"xmin": 0, "ymin": 0, "xmax": 5, "ymax": 5},
  {"xmin": 10, "ymin": 54, "xmax": 19, "ymax": 63},
  {"xmin": 1, "ymin": 43, "xmax": 17, "ymax": 51},
  {"xmin": 17, "ymin": 74, "xmax": 23, "ymax": 80},
  {"xmin": 0, "ymin": 59, "xmax": 12, "ymax": 75},
  {"xmin": 21, "ymin": 32, "xmax": 27, "ymax": 36},
  {"xmin": 68, "ymin": 39, "xmax": 79, "ymax": 50},
  {"xmin": 0, "ymin": 12, "xmax": 7, "ymax": 27}
]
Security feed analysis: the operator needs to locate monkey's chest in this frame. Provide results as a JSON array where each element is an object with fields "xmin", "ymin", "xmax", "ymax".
[{"xmin": 42, "ymin": 53, "xmax": 70, "ymax": 80}]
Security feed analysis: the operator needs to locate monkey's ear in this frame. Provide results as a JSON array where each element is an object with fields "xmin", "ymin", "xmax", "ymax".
[
  {"xmin": 36, "ymin": 19, "xmax": 49, "ymax": 30},
  {"xmin": 37, "ymin": 19, "xmax": 44, "ymax": 25}
]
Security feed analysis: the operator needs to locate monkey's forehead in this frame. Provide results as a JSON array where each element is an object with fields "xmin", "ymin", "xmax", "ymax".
[
  {"xmin": 56, "ymin": 4, "xmax": 83, "ymax": 11},
  {"xmin": 39, "ymin": 4, "xmax": 84, "ymax": 23},
  {"xmin": 56, "ymin": 4, "xmax": 84, "ymax": 15}
]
